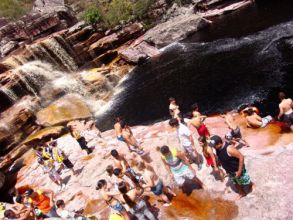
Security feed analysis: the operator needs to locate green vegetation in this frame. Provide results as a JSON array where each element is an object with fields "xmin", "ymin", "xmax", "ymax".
[
  {"xmin": 82, "ymin": 0, "xmax": 155, "ymax": 28},
  {"xmin": 0, "ymin": 0, "xmax": 33, "ymax": 19},
  {"xmin": 83, "ymin": 5, "xmax": 102, "ymax": 25}
]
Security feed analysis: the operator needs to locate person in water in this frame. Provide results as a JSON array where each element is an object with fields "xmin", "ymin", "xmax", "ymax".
[
  {"xmin": 209, "ymin": 135, "xmax": 256, "ymax": 199},
  {"xmin": 277, "ymin": 92, "xmax": 293, "ymax": 131},
  {"xmin": 198, "ymin": 136, "xmax": 225, "ymax": 181},
  {"xmin": 136, "ymin": 161, "xmax": 176, "ymax": 206},
  {"xmin": 160, "ymin": 145, "xmax": 206, "ymax": 189},
  {"xmin": 96, "ymin": 180, "xmax": 130, "ymax": 220},
  {"xmin": 244, "ymin": 108, "xmax": 272, "ymax": 128},
  {"xmin": 169, "ymin": 118, "xmax": 202, "ymax": 168},
  {"xmin": 118, "ymin": 181, "xmax": 156, "ymax": 220}
]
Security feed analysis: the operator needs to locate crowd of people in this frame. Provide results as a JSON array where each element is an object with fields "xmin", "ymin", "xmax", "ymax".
[{"xmin": 1, "ymin": 92, "xmax": 292, "ymax": 220}]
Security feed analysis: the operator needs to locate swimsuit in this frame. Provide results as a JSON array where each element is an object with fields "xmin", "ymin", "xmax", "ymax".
[
  {"xmin": 151, "ymin": 179, "xmax": 164, "ymax": 196},
  {"xmin": 117, "ymin": 135, "xmax": 125, "ymax": 142},
  {"xmin": 106, "ymin": 197, "xmax": 124, "ymax": 212},
  {"xmin": 282, "ymin": 109, "xmax": 293, "ymax": 126},
  {"xmin": 197, "ymin": 124, "xmax": 210, "ymax": 137}
]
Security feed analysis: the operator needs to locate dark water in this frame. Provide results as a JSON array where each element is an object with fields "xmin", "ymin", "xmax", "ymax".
[{"xmin": 96, "ymin": 0, "xmax": 293, "ymax": 130}]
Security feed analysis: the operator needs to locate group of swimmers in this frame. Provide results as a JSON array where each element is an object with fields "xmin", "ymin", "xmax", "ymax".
[{"xmin": 2, "ymin": 91, "xmax": 293, "ymax": 220}]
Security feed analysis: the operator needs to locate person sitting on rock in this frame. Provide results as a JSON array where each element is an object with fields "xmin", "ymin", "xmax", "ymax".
[
  {"xmin": 120, "ymin": 120, "xmax": 144, "ymax": 155},
  {"xmin": 277, "ymin": 92, "xmax": 293, "ymax": 131},
  {"xmin": 198, "ymin": 136, "xmax": 225, "ymax": 181},
  {"xmin": 169, "ymin": 118, "xmax": 202, "ymax": 168},
  {"xmin": 136, "ymin": 161, "xmax": 176, "ymax": 206},
  {"xmin": 189, "ymin": 103, "xmax": 210, "ymax": 138},
  {"xmin": 244, "ymin": 108, "xmax": 272, "ymax": 128},
  {"xmin": 37, "ymin": 157, "xmax": 65, "ymax": 191},
  {"xmin": 56, "ymin": 199, "xmax": 93, "ymax": 220},
  {"xmin": 3, "ymin": 207, "xmax": 34, "ymax": 220},
  {"xmin": 224, "ymin": 112, "xmax": 249, "ymax": 148},
  {"xmin": 209, "ymin": 135, "xmax": 256, "ymax": 199},
  {"xmin": 96, "ymin": 179, "xmax": 130, "ymax": 220},
  {"xmin": 24, "ymin": 188, "xmax": 60, "ymax": 218},
  {"xmin": 110, "ymin": 150, "xmax": 141, "ymax": 186},
  {"xmin": 50, "ymin": 140, "xmax": 77, "ymax": 176},
  {"xmin": 160, "ymin": 145, "xmax": 207, "ymax": 190},
  {"xmin": 118, "ymin": 181, "xmax": 156, "ymax": 220},
  {"xmin": 67, "ymin": 122, "xmax": 93, "ymax": 155}
]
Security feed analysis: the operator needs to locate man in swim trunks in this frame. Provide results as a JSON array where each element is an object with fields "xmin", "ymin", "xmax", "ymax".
[
  {"xmin": 169, "ymin": 118, "xmax": 201, "ymax": 168},
  {"xmin": 110, "ymin": 150, "xmax": 140, "ymax": 186},
  {"xmin": 136, "ymin": 161, "xmax": 176, "ymax": 206},
  {"xmin": 278, "ymin": 92, "xmax": 293, "ymax": 131},
  {"xmin": 120, "ymin": 120, "xmax": 144, "ymax": 155},
  {"xmin": 190, "ymin": 103, "xmax": 210, "ymax": 138},
  {"xmin": 114, "ymin": 117, "xmax": 125, "ymax": 142},
  {"xmin": 209, "ymin": 135, "xmax": 255, "ymax": 199},
  {"xmin": 160, "ymin": 146, "xmax": 206, "ymax": 189},
  {"xmin": 244, "ymin": 108, "xmax": 272, "ymax": 128}
]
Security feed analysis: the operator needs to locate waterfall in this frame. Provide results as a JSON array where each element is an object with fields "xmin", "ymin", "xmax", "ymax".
[{"xmin": 0, "ymin": 61, "xmax": 120, "ymax": 115}]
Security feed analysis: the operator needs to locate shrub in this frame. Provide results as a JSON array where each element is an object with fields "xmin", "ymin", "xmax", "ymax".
[
  {"xmin": 0, "ymin": 0, "xmax": 33, "ymax": 19},
  {"xmin": 83, "ymin": 4, "xmax": 101, "ymax": 25},
  {"xmin": 104, "ymin": 0, "xmax": 133, "ymax": 27},
  {"xmin": 133, "ymin": 0, "xmax": 154, "ymax": 18}
]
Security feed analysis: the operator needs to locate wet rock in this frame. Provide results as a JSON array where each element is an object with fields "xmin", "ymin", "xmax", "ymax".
[
  {"xmin": 0, "ymin": 96, "xmax": 40, "ymax": 143},
  {"xmin": 0, "ymin": 144, "xmax": 30, "ymax": 170},
  {"xmin": 88, "ymin": 23, "xmax": 144, "ymax": 58},
  {"xmin": 0, "ymin": 40, "xmax": 19, "ymax": 57},
  {"xmin": 36, "ymin": 94, "xmax": 92, "ymax": 126},
  {"xmin": 144, "ymin": 14, "xmax": 210, "ymax": 48}
]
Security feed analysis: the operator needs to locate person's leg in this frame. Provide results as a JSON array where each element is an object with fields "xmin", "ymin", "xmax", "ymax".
[
  {"xmin": 234, "ymin": 183, "xmax": 246, "ymax": 199},
  {"xmin": 120, "ymin": 209, "xmax": 131, "ymax": 220},
  {"xmin": 164, "ymin": 186, "xmax": 176, "ymax": 197},
  {"xmin": 140, "ymin": 200, "xmax": 156, "ymax": 220},
  {"xmin": 192, "ymin": 176, "xmax": 207, "ymax": 190}
]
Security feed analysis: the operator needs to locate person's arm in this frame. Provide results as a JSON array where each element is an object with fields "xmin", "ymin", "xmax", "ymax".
[
  {"xmin": 207, "ymin": 148, "xmax": 218, "ymax": 171},
  {"xmin": 278, "ymin": 105, "xmax": 284, "ymax": 120},
  {"xmin": 177, "ymin": 151, "xmax": 196, "ymax": 175},
  {"xmin": 189, "ymin": 134, "xmax": 197, "ymax": 151},
  {"xmin": 161, "ymin": 158, "xmax": 175, "ymax": 182},
  {"xmin": 227, "ymin": 147, "xmax": 244, "ymax": 178},
  {"xmin": 17, "ymin": 207, "xmax": 33, "ymax": 220}
]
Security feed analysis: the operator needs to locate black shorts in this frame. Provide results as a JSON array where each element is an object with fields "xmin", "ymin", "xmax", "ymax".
[{"xmin": 63, "ymin": 159, "xmax": 74, "ymax": 169}]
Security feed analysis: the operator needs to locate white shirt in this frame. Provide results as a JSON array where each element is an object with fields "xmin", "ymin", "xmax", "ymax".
[
  {"xmin": 177, "ymin": 123, "xmax": 192, "ymax": 147},
  {"xmin": 57, "ymin": 209, "xmax": 76, "ymax": 219}
]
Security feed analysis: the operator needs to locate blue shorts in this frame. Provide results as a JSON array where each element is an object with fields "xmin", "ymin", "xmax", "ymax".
[
  {"xmin": 151, "ymin": 179, "xmax": 164, "ymax": 196},
  {"xmin": 111, "ymin": 202, "xmax": 123, "ymax": 212},
  {"xmin": 117, "ymin": 136, "xmax": 125, "ymax": 142}
]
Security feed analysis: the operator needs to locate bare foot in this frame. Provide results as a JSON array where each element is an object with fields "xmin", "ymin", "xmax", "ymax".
[
  {"xmin": 251, "ymin": 182, "xmax": 256, "ymax": 192},
  {"xmin": 234, "ymin": 193, "xmax": 246, "ymax": 201}
]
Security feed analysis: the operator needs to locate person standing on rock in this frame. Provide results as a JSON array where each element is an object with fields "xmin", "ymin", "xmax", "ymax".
[
  {"xmin": 277, "ymin": 92, "xmax": 293, "ymax": 131},
  {"xmin": 189, "ymin": 103, "xmax": 210, "ymax": 138},
  {"xmin": 96, "ymin": 179, "xmax": 130, "ymax": 220},
  {"xmin": 160, "ymin": 145, "xmax": 206, "ymax": 190},
  {"xmin": 136, "ymin": 161, "xmax": 176, "ymax": 206},
  {"xmin": 169, "ymin": 97, "xmax": 180, "ymax": 118},
  {"xmin": 118, "ymin": 181, "xmax": 157, "ymax": 220},
  {"xmin": 121, "ymin": 120, "xmax": 145, "ymax": 155},
  {"xmin": 67, "ymin": 122, "xmax": 93, "ymax": 155},
  {"xmin": 50, "ymin": 140, "xmax": 77, "ymax": 176},
  {"xmin": 56, "ymin": 199, "xmax": 93, "ymax": 220},
  {"xmin": 37, "ymin": 157, "xmax": 65, "ymax": 191},
  {"xmin": 169, "ymin": 118, "xmax": 202, "ymax": 168},
  {"xmin": 208, "ymin": 135, "xmax": 256, "ymax": 199}
]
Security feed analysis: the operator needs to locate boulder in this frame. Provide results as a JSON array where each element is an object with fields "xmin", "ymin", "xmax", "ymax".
[
  {"xmin": 144, "ymin": 14, "xmax": 210, "ymax": 48},
  {"xmin": 36, "ymin": 94, "xmax": 92, "ymax": 126},
  {"xmin": 0, "ymin": 144, "xmax": 30, "ymax": 170},
  {"xmin": 88, "ymin": 23, "xmax": 144, "ymax": 58},
  {"xmin": 119, "ymin": 41, "xmax": 160, "ymax": 64},
  {"xmin": 22, "ymin": 126, "xmax": 66, "ymax": 146}
]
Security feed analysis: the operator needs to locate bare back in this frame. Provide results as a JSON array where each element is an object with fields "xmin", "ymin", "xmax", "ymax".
[{"xmin": 279, "ymin": 98, "xmax": 293, "ymax": 114}]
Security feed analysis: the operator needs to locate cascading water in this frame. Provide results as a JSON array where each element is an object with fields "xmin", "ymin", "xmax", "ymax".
[
  {"xmin": 0, "ymin": 60, "xmax": 121, "ymax": 117},
  {"xmin": 95, "ymin": 19, "xmax": 293, "ymax": 130}
]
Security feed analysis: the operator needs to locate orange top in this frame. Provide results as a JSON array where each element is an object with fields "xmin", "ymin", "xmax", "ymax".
[{"xmin": 29, "ymin": 191, "xmax": 51, "ymax": 214}]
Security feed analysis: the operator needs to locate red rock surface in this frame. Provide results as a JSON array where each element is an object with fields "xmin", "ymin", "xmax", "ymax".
[{"xmin": 15, "ymin": 114, "xmax": 293, "ymax": 219}]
